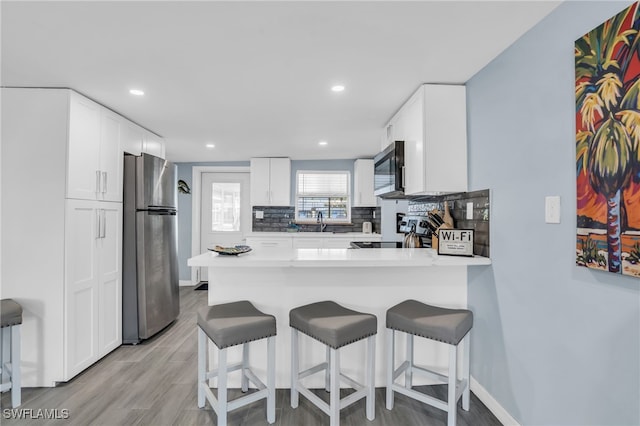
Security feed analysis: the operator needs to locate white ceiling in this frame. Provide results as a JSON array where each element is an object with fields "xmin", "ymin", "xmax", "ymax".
[{"xmin": 1, "ymin": 1, "xmax": 560, "ymax": 163}]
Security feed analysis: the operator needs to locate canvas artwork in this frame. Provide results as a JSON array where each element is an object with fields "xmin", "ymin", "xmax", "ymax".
[{"xmin": 576, "ymin": 2, "xmax": 640, "ymax": 277}]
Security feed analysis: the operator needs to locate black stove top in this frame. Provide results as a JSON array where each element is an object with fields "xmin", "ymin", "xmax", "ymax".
[
  {"xmin": 351, "ymin": 241, "xmax": 403, "ymax": 248},
  {"xmin": 350, "ymin": 240, "xmax": 431, "ymax": 249}
]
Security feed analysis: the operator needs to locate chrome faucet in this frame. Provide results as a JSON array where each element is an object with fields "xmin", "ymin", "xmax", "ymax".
[{"xmin": 317, "ymin": 211, "xmax": 327, "ymax": 232}]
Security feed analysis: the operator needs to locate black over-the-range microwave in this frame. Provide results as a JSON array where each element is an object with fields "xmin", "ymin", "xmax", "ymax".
[{"xmin": 373, "ymin": 140, "xmax": 404, "ymax": 198}]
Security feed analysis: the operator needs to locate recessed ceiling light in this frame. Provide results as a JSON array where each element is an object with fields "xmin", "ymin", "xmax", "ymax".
[
  {"xmin": 318, "ymin": 141, "xmax": 328, "ymax": 146},
  {"xmin": 129, "ymin": 89, "xmax": 144, "ymax": 96},
  {"xmin": 331, "ymin": 85, "xmax": 345, "ymax": 92},
  {"xmin": 206, "ymin": 143, "xmax": 215, "ymax": 149}
]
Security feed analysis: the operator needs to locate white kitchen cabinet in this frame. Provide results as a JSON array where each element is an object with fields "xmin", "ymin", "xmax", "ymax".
[
  {"xmin": 250, "ymin": 158, "xmax": 291, "ymax": 206},
  {"xmin": 388, "ymin": 84, "xmax": 467, "ymax": 195},
  {"xmin": 353, "ymin": 159, "xmax": 377, "ymax": 207},
  {"xmin": 293, "ymin": 237, "xmax": 324, "ymax": 249},
  {"xmin": 67, "ymin": 92, "xmax": 123, "ymax": 202},
  {"xmin": 1, "ymin": 88, "xmax": 126, "ymax": 387},
  {"xmin": 245, "ymin": 235, "xmax": 293, "ymax": 249},
  {"xmin": 64, "ymin": 199, "xmax": 122, "ymax": 379},
  {"xmin": 247, "ymin": 233, "xmax": 381, "ymax": 249},
  {"xmin": 121, "ymin": 120, "xmax": 144, "ymax": 156},
  {"xmin": 142, "ymin": 129, "xmax": 166, "ymax": 159}
]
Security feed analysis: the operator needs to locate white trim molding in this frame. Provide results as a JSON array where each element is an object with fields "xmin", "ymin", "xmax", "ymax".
[
  {"xmin": 190, "ymin": 166, "xmax": 250, "ymax": 285},
  {"xmin": 470, "ymin": 376, "xmax": 520, "ymax": 426}
]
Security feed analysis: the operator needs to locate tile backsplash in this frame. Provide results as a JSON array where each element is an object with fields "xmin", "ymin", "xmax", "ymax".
[
  {"xmin": 408, "ymin": 189, "xmax": 490, "ymax": 257},
  {"xmin": 252, "ymin": 206, "xmax": 382, "ymax": 234}
]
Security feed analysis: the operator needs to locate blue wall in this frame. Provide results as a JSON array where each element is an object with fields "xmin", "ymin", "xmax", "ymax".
[{"xmin": 466, "ymin": 2, "xmax": 640, "ymax": 424}]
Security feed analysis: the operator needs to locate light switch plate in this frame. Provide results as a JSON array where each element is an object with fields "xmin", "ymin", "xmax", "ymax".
[
  {"xmin": 545, "ymin": 196, "xmax": 561, "ymax": 224},
  {"xmin": 466, "ymin": 202, "xmax": 474, "ymax": 220},
  {"xmin": 255, "ymin": 210, "xmax": 264, "ymax": 219}
]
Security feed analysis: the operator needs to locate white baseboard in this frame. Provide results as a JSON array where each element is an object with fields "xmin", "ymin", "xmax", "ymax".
[
  {"xmin": 179, "ymin": 280, "xmax": 193, "ymax": 287},
  {"xmin": 471, "ymin": 376, "xmax": 520, "ymax": 426}
]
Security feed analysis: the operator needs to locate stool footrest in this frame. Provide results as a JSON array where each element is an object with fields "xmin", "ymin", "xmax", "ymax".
[
  {"xmin": 299, "ymin": 362, "xmax": 328, "ymax": 380},
  {"xmin": 0, "ymin": 382, "xmax": 11, "ymax": 392},
  {"xmin": 392, "ymin": 383, "xmax": 448, "ymax": 411},
  {"xmin": 206, "ymin": 362, "xmax": 243, "ymax": 380},
  {"xmin": 392, "ymin": 360, "xmax": 410, "ymax": 381},
  {"xmin": 228, "ymin": 389, "xmax": 269, "ymax": 412}
]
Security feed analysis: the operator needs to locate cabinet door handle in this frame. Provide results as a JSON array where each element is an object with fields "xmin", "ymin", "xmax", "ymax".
[
  {"xmin": 102, "ymin": 172, "xmax": 108, "ymax": 195},
  {"xmin": 96, "ymin": 170, "xmax": 101, "ymax": 195},
  {"xmin": 101, "ymin": 209, "xmax": 107, "ymax": 238},
  {"xmin": 96, "ymin": 209, "xmax": 101, "ymax": 239},
  {"xmin": 401, "ymin": 166, "xmax": 406, "ymax": 189}
]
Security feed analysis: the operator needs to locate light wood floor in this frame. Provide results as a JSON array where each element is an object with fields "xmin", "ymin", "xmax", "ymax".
[{"xmin": 1, "ymin": 287, "xmax": 501, "ymax": 425}]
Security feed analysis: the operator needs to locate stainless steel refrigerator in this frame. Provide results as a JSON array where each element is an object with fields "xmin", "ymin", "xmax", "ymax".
[{"xmin": 122, "ymin": 153, "xmax": 180, "ymax": 344}]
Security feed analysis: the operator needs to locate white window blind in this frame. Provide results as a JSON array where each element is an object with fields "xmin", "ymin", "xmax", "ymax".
[{"xmin": 295, "ymin": 171, "xmax": 351, "ymax": 222}]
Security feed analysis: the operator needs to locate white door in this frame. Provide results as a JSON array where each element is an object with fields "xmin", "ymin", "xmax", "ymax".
[
  {"xmin": 67, "ymin": 93, "xmax": 101, "ymax": 200},
  {"xmin": 200, "ymin": 172, "xmax": 251, "ymax": 281},
  {"xmin": 99, "ymin": 110, "xmax": 123, "ymax": 202},
  {"xmin": 64, "ymin": 199, "xmax": 100, "ymax": 379},
  {"xmin": 98, "ymin": 202, "xmax": 122, "ymax": 356}
]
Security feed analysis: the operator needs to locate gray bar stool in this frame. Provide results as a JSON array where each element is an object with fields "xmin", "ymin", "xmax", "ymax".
[
  {"xmin": 1, "ymin": 299, "xmax": 22, "ymax": 408},
  {"xmin": 386, "ymin": 299, "xmax": 472, "ymax": 426},
  {"xmin": 290, "ymin": 301, "xmax": 377, "ymax": 426},
  {"xmin": 197, "ymin": 301, "xmax": 276, "ymax": 426}
]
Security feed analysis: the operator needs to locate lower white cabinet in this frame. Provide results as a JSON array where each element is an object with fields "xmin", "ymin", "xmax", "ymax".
[
  {"xmin": 245, "ymin": 236, "xmax": 293, "ymax": 249},
  {"xmin": 64, "ymin": 200, "xmax": 122, "ymax": 379},
  {"xmin": 247, "ymin": 234, "xmax": 382, "ymax": 250},
  {"xmin": 293, "ymin": 237, "xmax": 324, "ymax": 249}
]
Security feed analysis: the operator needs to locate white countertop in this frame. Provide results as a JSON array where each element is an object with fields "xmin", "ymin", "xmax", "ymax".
[
  {"xmin": 245, "ymin": 232, "xmax": 382, "ymax": 238},
  {"xmin": 188, "ymin": 247, "xmax": 491, "ymax": 268}
]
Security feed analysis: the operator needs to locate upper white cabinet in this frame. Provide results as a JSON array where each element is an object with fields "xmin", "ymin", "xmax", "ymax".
[
  {"xmin": 353, "ymin": 159, "xmax": 377, "ymax": 207},
  {"xmin": 142, "ymin": 129, "xmax": 166, "ymax": 159},
  {"xmin": 67, "ymin": 92, "xmax": 123, "ymax": 202},
  {"xmin": 121, "ymin": 120, "xmax": 165, "ymax": 159},
  {"xmin": 387, "ymin": 84, "xmax": 468, "ymax": 195},
  {"xmin": 121, "ymin": 120, "xmax": 144, "ymax": 156},
  {"xmin": 250, "ymin": 158, "xmax": 291, "ymax": 206}
]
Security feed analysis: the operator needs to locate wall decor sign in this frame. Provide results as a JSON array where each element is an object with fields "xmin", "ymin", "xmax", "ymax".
[
  {"xmin": 576, "ymin": 2, "xmax": 640, "ymax": 277},
  {"xmin": 437, "ymin": 229, "xmax": 474, "ymax": 257}
]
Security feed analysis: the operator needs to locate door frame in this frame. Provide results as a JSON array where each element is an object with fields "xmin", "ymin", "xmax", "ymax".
[{"xmin": 191, "ymin": 166, "xmax": 250, "ymax": 284}]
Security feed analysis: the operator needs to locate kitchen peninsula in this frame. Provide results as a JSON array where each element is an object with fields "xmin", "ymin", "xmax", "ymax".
[{"xmin": 188, "ymin": 247, "xmax": 490, "ymax": 387}]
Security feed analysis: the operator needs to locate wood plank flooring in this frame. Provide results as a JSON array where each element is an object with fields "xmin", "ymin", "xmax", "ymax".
[{"xmin": 1, "ymin": 287, "xmax": 501, "ymax": 425}]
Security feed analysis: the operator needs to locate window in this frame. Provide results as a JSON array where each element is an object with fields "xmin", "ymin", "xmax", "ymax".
[
  {"xmin": 295, "ymin": 171, "xmax": 351, "ymax": 223},
  {"xmin": 211, "ymin": 182, "xmax": 241, "ymax": 231}
]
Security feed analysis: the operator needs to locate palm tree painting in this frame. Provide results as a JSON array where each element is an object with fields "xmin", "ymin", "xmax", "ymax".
[{"xmin": 576, "ymin": 2, "xmax": 640, "ymax": 276}]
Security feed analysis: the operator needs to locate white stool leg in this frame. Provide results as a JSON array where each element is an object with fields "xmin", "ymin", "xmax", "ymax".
[
  {"xmin": 1, "ymin": 327, "xmax": 9, "ymax": 389},
  {"xmin": 197, "ymin": 327, "xmax": 207, "ymax": 408},
  {"xmin": 329, "ymin": 347, "xmax": 340, "ymax": 426},
  {"xmin": 11, "ymin": 325, "xmax": 21, "ymax": 408},
  {"xmin": 447, "ymin": 344, "xmax": 458, "ymax": 426},
  {"xmin": 405, "ymin": 333, "xmax": 413, "ymax": 388},
  {"xmin": 366, "ymin": 335, "xmax": 376, "ymax": 421},
  {"xmin": 385, "ymin": 328, "xmax": 395, "ymax": 410},
  {"xmin": 462, "ymin": 332, "xmax": 471, "ymax": 411},
  {"xmin": 241, "ymin": 342, "xmax": 249, "ymax": 392},
  {"xmin": 325, "ymin": 345, "xmax": 331, "ymax": 392},
  {"xmin": 290, "ymin": 328, "xmax": 299, "ymax": 408},
  {"xmin": 217, "ymin": 347, "xmax": 228, "ymax": 426},
  {"xmin": 267, "ymin": 336, "xmax": 276, "ymax": 424}
]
